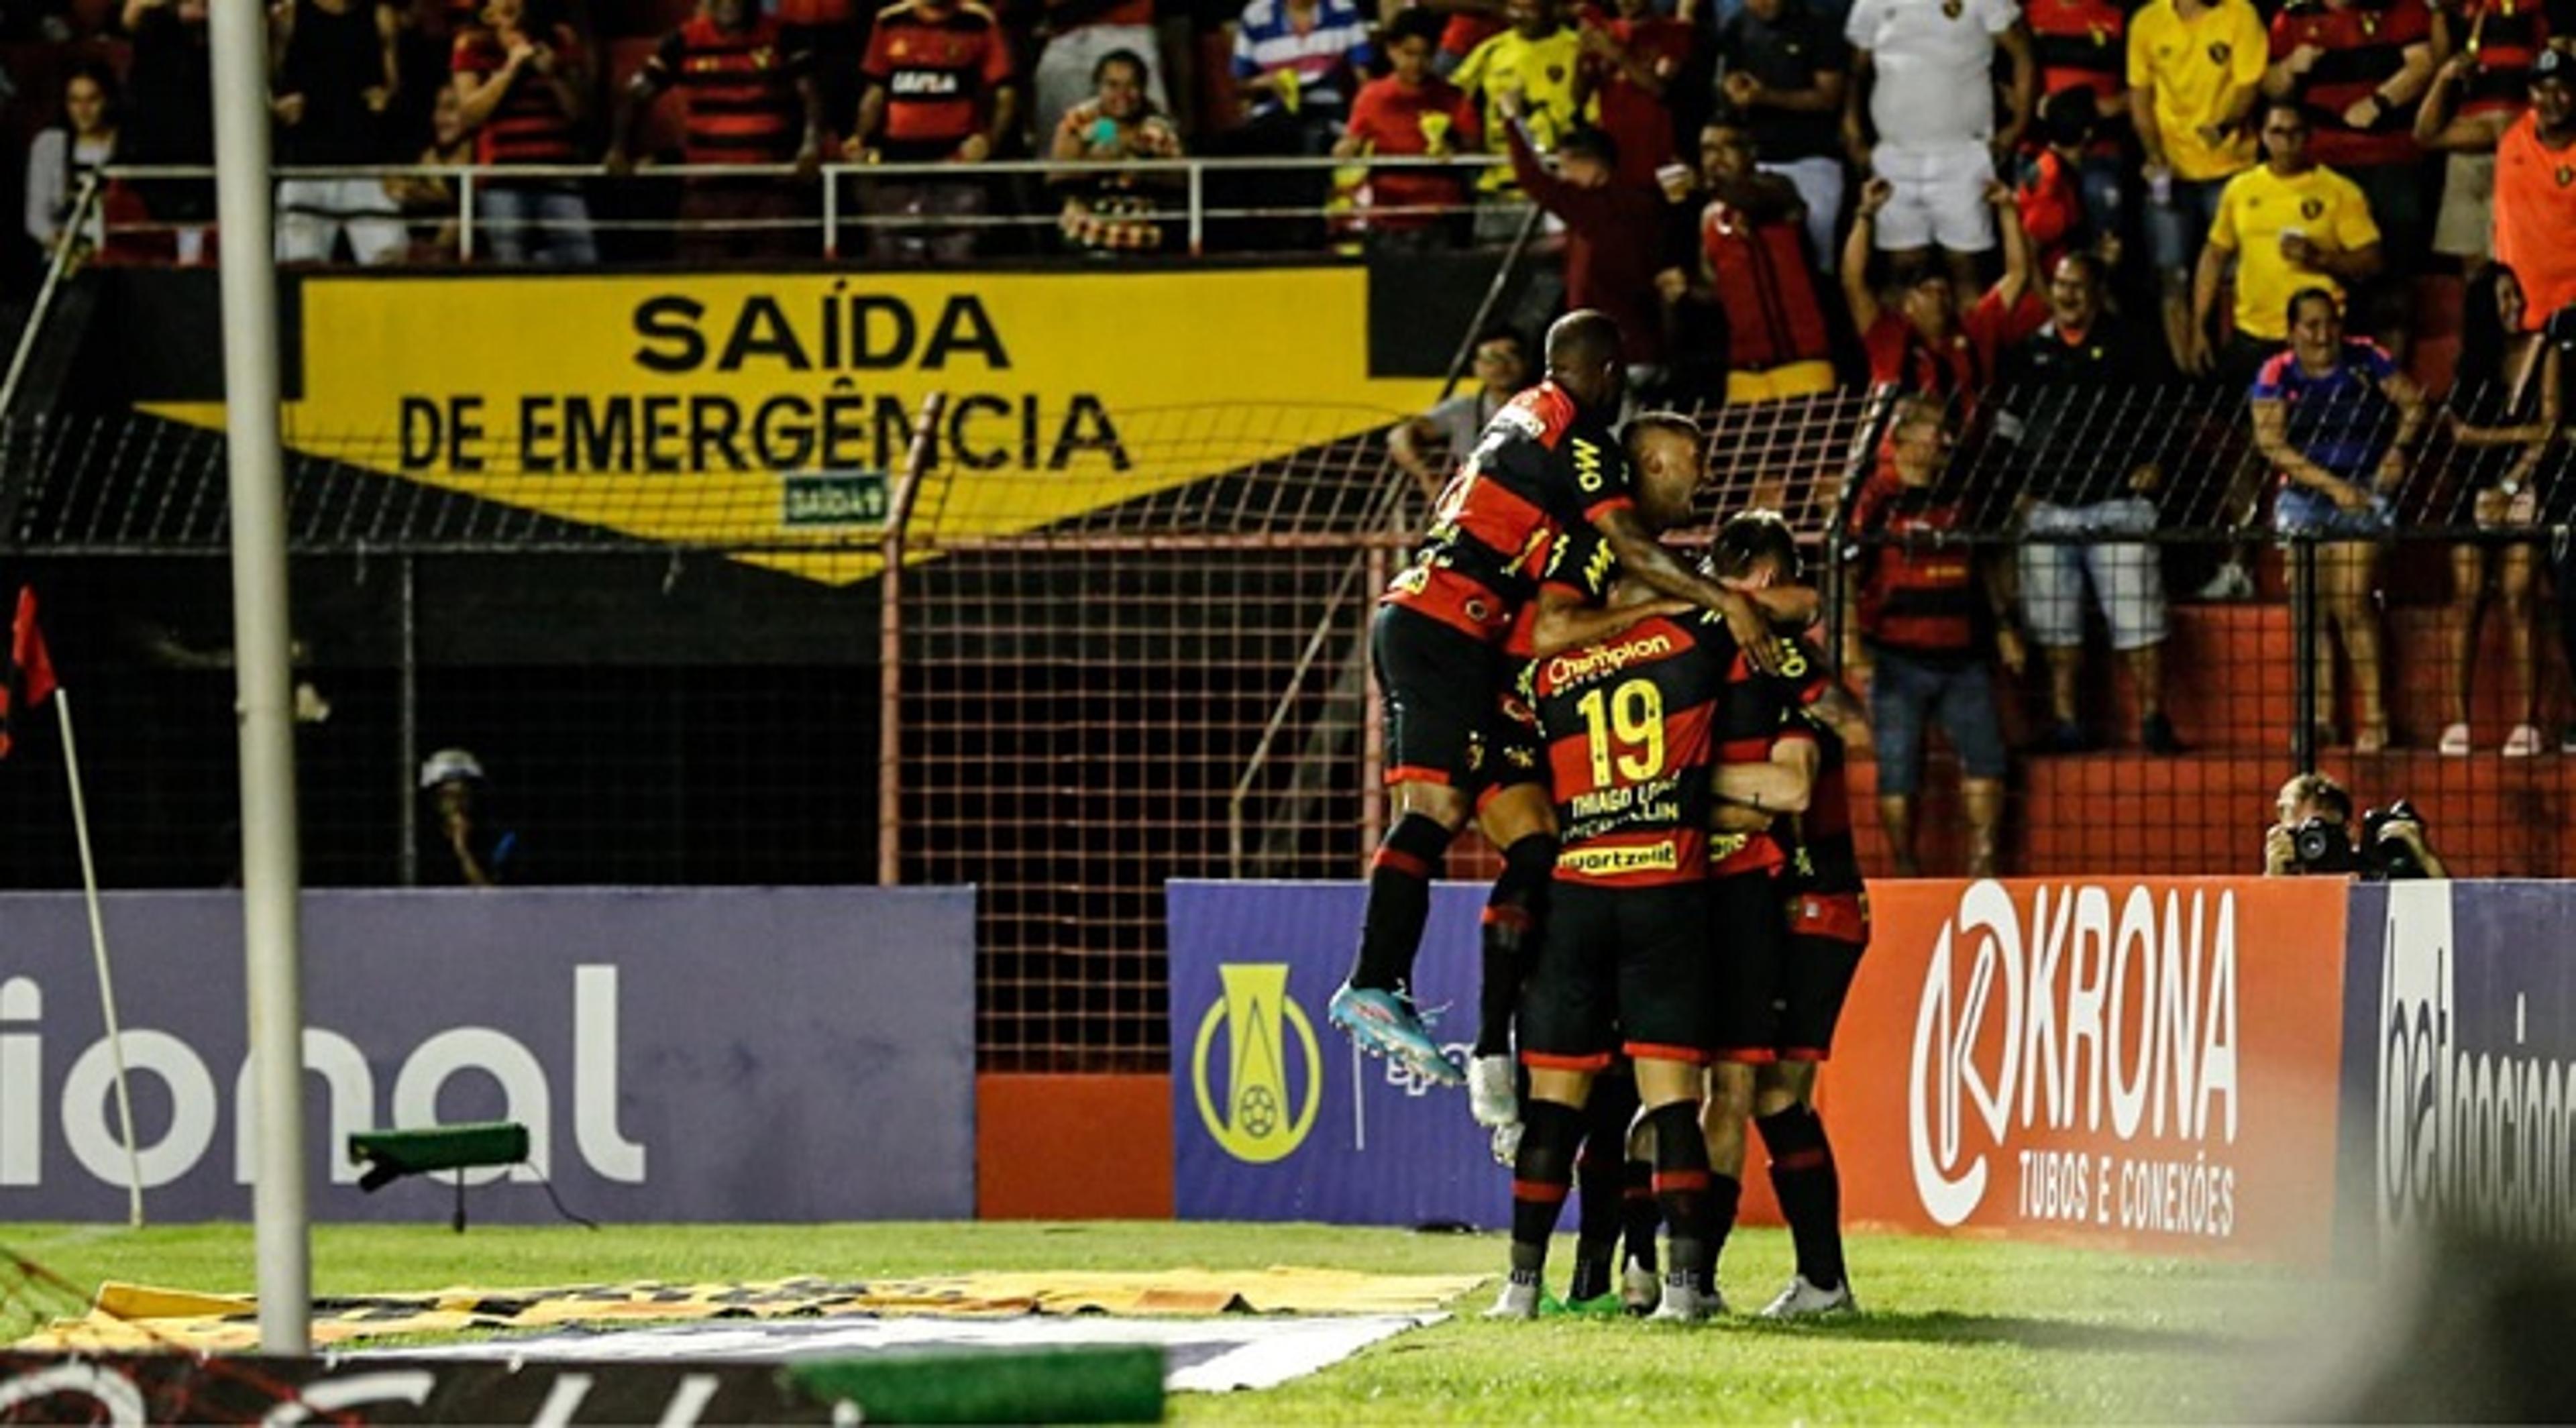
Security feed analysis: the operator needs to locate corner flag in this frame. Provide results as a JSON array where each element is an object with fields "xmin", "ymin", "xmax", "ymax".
[{"xmin": 1, "ymin": 585, "xmax": 58, "ymax": 760}]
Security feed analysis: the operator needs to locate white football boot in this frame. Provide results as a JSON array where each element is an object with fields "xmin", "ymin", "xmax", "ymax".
[
  {"xmin": 1620, "ymin": 1260, "xmax": 1661, "ymax": 1316},
  {"xmin": 1759, "ymin": 1274, "xmax": 1857, "ymax": 1319},
  {"xmin": 1647, "ymin": 1273, "xmax": 1723, "ymax": 1323},
  {"xmin": 1484, "ymin": 1276, "xmax": 1542, "ymax": 1320}
]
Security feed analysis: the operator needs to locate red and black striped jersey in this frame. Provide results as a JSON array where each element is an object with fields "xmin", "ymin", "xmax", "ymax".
[
  {"xmin": 2452, "ymin": 0, "xmax": 2550, "ymax": 116},
  {"xmin": 651, "ymin": 14, "xmax": 810, "ymax": 166},
  {"xmin": 2026, "ymin": 0, "xmax": 2128, "ymax": 101},
  {"xmin": 2268, "ymin": 0, "xmax": 2434, "ymax": 168},
  {"xmin": 1707, "ymin": 633, "xmax": 1829, "ymax": 878},
  {"xmin": 1785, "ymin": 714, "xmax": 1863, "ymax": 891},
  {"xmin": 452, "ymin": 25, "xmax": 582, "ymax": 166},
  {"xmin": 1501, "ymin": 520, "xmax": 1619, "ymax": 661},
  {"xmin": 1849, "ymin": 457, "xmax": 1984, "ymax": 657},
  {"xmin": 862, "ymin": 1, "xmax": 1016, "ymax": 160},
  {"xmin": 1527, "ymin": 609, "xmax": 1738, "ymax": 888},
  {"xmin": 1383, "ymin": 382, "xmax": 1638, "ymax": 646}
]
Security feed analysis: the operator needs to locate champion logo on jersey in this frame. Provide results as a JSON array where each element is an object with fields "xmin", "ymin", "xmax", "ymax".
[
  {"xmin": 2208, "ymin": 41, "xmax": 2231, "ymax": 62},
  {"xmin": 2558, "ymin": 164, "xmax": 2576, "ymax": 186},
  {"xmin": 1942, "ymin": 0, "xmax": 1963, "ymax": 17},
  {"xmin": 2302, "ymin": 197, "xmax": 2325, "ymax": 219}
]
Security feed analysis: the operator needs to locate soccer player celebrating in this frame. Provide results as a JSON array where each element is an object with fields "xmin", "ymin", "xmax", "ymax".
[
  {"xmin": 1332, "ymin": 312, "xmax": 1782, "ymax": 1087},
  {"xmin": 1700, "ymin": 510, "xmax": 1871, "ymax": 1317},
  {"xmin": 1643, "ymin": 509, "xmax": 1827, "ymax": 1314},
  {"xmin": 1485, "ymin": 419, "xmax": 1729, "ymax": 1309},
  {"xmin": 1489, "ymin": 423, "xmax": 1746, "ymax": 1323}
]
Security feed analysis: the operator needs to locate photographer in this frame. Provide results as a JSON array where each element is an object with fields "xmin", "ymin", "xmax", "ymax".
[{"xmin": 2262, "ymin": 771, "xmax": 2448, "ymax": 880}]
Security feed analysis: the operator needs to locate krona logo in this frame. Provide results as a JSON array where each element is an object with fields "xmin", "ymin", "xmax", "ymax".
[{"xmin": 1907, "ymin": 881, "xmax": 2242, "ymax": 1226}]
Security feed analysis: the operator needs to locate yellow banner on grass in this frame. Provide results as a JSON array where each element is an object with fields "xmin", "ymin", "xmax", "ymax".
[
  {"xmin": 142, "ymin": 270, "xmax": 1438, "ymax": 584},
  {"xmin": 20, "ymin": 1269, "xmax": 1489, "ymax": 1354}
]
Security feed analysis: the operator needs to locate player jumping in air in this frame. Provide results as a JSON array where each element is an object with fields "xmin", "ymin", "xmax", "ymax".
[{"xmin": 1333, "ymin": 311, "xmax": 1783, "ymax": 1088}]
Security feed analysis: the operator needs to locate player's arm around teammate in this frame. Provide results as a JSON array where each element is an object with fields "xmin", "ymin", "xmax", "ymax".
[{"xmin": 1711, "ymin": 733, "xmax": 1819, "ymax": 830}]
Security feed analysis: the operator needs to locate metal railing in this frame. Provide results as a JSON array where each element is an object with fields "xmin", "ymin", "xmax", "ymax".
[{"xmin": 97, "ymin": 154, "xmax": 1522, "ymax": 262}]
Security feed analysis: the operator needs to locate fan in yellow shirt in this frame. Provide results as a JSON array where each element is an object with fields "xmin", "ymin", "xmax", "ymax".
[
  {"xmin": 1454, "ymin": 0, "xmax": 1593, "ymax": 192},
  {"xmin": 2132, "ymin": 0, "xmax": 2270, "ymax": 368},
  {"xmin": 2190, "ymin": 99, "xmax": 2382, "ymax": 374},
  {"xmin": 2128, "ymin": 0, "xmax": 2268, "ymax": 183}
]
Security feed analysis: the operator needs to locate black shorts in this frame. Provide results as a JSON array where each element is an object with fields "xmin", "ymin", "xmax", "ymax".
[
  {"xmin": 1780, "ymin": 930, "xmax": 1867, "ymax": 1060},
  {"xmin": 1373, "ymin": 604, "xmax": 1529, "ymax": 794},
  {"xmin": 1517, "ymin": 879, "xmax": 1718, "ymax": 1069},
  {"xmin": 1708, "ymin": 871, "xmax": 1788, "ymax": 1062}
]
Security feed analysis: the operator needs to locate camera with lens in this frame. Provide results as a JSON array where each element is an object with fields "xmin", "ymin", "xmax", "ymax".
[
  {"xmin": 2290, "ymin": 816, "xmax": 2359, "ymax": 875},
  {"xmin": 2290, "ymin": 799, "xmax": 2432, "ymax": 880},
  {"xmin": 2360, "ymin": 800, "xmax": 2431, "ymax": 880}
]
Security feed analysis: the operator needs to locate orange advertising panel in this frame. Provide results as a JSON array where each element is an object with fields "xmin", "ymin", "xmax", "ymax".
[{"xmin": 1823, "ymin": 879, "xmax": 2350, "ymax": 1263}]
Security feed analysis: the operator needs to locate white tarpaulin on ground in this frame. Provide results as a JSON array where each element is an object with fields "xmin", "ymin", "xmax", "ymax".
[{"xmin": 381, "ymin": 1313, "xmax": 1443, "ymax": 1392}]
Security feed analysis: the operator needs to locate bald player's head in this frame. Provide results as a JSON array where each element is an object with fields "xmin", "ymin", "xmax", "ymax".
[
  {"xmin": 1621, "ymin": 413, "xmax": 1704, "ymax": 533},
  {"xmin": 1544, "ymin": 310, "xmax": 1627, "ymax": 416}
]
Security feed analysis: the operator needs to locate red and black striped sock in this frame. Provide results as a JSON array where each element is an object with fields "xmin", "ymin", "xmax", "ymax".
[
  {"xmin": 1508, "ymin": 1099, "xmax": 1585, "ymax": 1282},
  {"xmin": 1349, "ymin": 813, "xmax": 1452, "ymax": 993},
  {"xmin": 1758, "ymin": 1105, "xmax": 1845, "ymax": 1291},
  {"xmin": 1474, "ymin": 834, "xmax": 1556, "ymax": 1056},
  {"xmin": 1642, "ymin": 1100, "xmax": 1712, "ymax": 1290}
]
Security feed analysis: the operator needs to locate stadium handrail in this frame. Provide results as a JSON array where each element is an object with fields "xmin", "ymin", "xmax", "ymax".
[{"xmin": 95, "ymin": 156, "xmax": 1518, "ymax": 260}]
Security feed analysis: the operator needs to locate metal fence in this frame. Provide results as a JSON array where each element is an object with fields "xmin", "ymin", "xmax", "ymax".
[
  {"xmin": 5, "ymin": 381, "xmax": 2575, "ymax": 1068},
  {"xmin": 88, "ymin": 156, "xmax": 1520, "ymax": 266}
]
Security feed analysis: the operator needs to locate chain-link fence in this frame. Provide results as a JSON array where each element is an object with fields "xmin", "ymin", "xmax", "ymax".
[{"xmin": 5, "ymin": 379, "xmax": 2573, "ymax": 1068}]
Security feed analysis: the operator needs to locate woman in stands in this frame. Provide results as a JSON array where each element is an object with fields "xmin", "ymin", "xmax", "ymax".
[
  {"xmin": 1049, "ymin": 50, "xmax": 1183, "ymax": 254},
  {"xmin": 24, "ymin": 60, "xmax": 118, "ymax": 260},
  {"xmin": 2250, "ymin": 288, "xmax": 2427, "ymax": 755},
  {"xmin": 2440, "ymin": 262, "xmax": 2561, "ymax": 757}
]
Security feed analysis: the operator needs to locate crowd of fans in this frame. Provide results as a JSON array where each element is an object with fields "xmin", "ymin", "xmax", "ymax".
[{"xmin": 0, "ymin": 0, "xmax": 2548, "ymax": 282}]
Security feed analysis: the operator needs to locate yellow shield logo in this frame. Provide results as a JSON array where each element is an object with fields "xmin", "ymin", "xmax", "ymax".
[{"xmin": 1192, "ymin": 964, "xmax": 1322, "ymax": 1164}]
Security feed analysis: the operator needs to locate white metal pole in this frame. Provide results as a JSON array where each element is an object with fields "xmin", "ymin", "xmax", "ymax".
[
  {"xmin": 53, "ymin": 690, "xmax": 144, "ymax": 1227},
  {"xmin": 209, "ymin": 0, "xmax": 310, "ymax": 1354}
]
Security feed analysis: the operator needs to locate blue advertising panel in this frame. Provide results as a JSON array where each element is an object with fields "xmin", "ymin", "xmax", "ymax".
[
  {"xmin": 1167, "ymin": 880, "xmax": 1514, "ymax": 1227},
  {"xmin": 2335, "ymin": 881, "xmax": 2576, "ymax": 1266},
  {"xmin": 0, "ymin": 887, "xmax": 976, "ymax": 1223}
]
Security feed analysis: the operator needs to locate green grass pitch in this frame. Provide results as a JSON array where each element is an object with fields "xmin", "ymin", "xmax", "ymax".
[{"xmin": 0, "ymin": 1221, "xmax": 2306, "ymax": 1423}]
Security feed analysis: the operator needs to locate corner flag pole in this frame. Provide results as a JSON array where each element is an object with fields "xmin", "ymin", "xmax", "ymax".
[
  {"xmin": 209, "ymin": 0, "xmax": 311, "ymax": 1352},
  {"xmin": 53, "ymin": 688, "xmax": 142, "ymax": 1227}
]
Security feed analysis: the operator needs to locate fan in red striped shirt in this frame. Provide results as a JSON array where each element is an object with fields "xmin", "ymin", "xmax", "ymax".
[
  {"xmin": 2263, "ymin": 0, "xmax": 2437, "ymax": 266},
  {"xmin": 611, "ymin": 0, "xmax": 823, "ymax": 261},
  {"xmin": 851, "ymin": 0, "xmax": 1020, "ymax": 262},
  {"xmin": 450, "ymin": 0, "xmax": 595, "ymax": 264}
]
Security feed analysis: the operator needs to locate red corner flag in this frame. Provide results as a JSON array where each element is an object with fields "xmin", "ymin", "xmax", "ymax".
[{"xmin": 1, "ymin": 586, "xmax": 58, "ymax": 761}]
